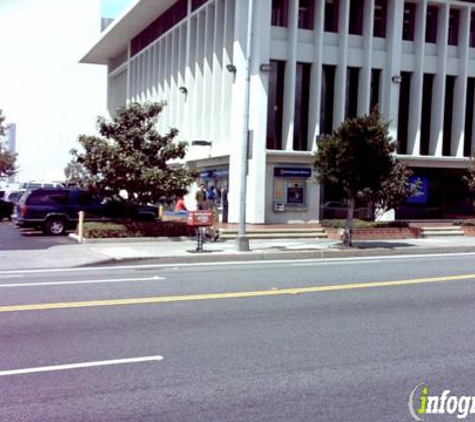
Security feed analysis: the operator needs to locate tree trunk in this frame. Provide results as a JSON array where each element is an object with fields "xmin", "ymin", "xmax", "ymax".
[{"xmin": 343, "ymin": 198, "xmax": 355, "ymax": 247}]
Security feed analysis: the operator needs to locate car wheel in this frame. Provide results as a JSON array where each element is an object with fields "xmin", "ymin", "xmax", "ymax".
[{"xmin": 44, "ymin": 217, "xmax": 67, "ymax": 236}]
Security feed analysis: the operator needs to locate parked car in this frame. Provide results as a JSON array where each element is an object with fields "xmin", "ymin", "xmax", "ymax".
[
  {"xmin": 4, "ymin": 190, "xmax": 26, "ymax": 205},
  {"xmin": 13, "ymin": 188, "xmax": 158, "ymax": 235},
  {"xmin": 0, "ymin": 199, "xmax": 13, "ymax": 221},
  {"xmin": 321, "ymin": 201, "xmax": 370, "ymax": 220}
]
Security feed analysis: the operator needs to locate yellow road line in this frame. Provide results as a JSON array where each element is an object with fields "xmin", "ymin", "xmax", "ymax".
[{"xmin": 1, "ymin": 273, "xmax": 474, "ymax": 313}]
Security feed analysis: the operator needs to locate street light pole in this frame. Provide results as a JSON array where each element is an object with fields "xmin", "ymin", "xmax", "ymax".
[{"xmin": 235, "ymin": 0, "xmax": 254, "ymax": 252}]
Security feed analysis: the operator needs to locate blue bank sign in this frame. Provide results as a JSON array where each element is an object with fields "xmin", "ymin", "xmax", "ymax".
[
  {"xmin": 274, "ymin": 167, "xmax": 312, "ymax": 178},
  {"xmin": 406, "ymin": 176, "xmax": 429, "ymax": 204}
]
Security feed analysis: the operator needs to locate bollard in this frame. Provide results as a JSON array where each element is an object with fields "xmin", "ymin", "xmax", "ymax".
[
  {"xmin": 78, "ymin": 211, "xmax": 85, "ymax": 243},
  {"xmin": 158, "ymin": 205, "xmax": 163, "ymax": 220}
]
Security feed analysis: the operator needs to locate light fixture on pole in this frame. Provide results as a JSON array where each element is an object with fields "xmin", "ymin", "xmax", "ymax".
[
  {"xmin": 191, "ymin": 140, "xmax": 212, "ymax": 158},
  {"xmin": 259, "ymin": 63, "xmax": 271, "ymax": 72},
  {"xmin": 226, "ymin": 64, "xmax": 237, "ymax": 73},
  {"xmin": 179, "ymin": 86, "xmax": 188, "ymax": 94}
]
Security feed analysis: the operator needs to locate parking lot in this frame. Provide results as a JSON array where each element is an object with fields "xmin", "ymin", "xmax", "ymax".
[{"xmin": 0, "ymin": 220, "xmax": 75, "ymax": 250}]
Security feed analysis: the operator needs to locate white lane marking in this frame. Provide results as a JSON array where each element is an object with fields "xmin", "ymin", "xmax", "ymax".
[
  {"xmin": 0, "ymin": 276, "xmax": 164, "ymax": 288},
  {"xmin": 1, "ymin": 252, "xmax": 475, "ymax": 275},
  {"xmin": 291, "ymin": 260, "xmax": 383, "ymax": 267},
  {"xmin": 0, "ymin": 355, "xmax": 164, "ymax": 377}
]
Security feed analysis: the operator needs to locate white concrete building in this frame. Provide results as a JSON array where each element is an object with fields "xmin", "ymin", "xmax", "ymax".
[
  {"xmin": 0, "ymin": 0, "xmax": 107, "ymax": 182},
  {"xmin": 82, "ymin": 0, "xmax": 475, "ymax": 223}
]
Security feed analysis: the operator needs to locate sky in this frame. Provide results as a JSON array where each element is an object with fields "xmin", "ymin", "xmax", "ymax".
[
  {"xmin": 0, "ymin": 0, "xmax": 107, "ymax": 183},
  {"xmin": 101, "ymin": 0, "xmax": 133, "ymax": 18}
]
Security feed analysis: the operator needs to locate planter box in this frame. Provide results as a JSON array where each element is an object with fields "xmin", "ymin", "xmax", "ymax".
[
  {"xmin": 461, "ymin": 226, "xmax": 475, "ymax": 236},
  {"xmin": 325, "ymin": 227, "xmax": 420, "ymax": 240}
]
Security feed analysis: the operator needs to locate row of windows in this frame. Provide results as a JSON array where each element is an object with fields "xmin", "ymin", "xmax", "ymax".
[
  {"xmin": 266, "ymin": 60, "xmax": 475, "ymax": 157},
  {"xmin": 131, "ymin": 0, "xmax": 210, "ymax": 57},
  {"xmin": 272, "ymin": 0, "xmax": 475, "ymax": 47}
]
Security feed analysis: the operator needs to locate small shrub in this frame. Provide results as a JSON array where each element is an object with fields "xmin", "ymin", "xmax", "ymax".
[
  {"xmin": 454, "ymin": 219, "xmax": 475, "ymax": 226},
  {"xmin": 321, "ymin": 219, "xmax": 409, "ymax": 229},
  {"xmin": 82, "ymin": 221, "xmax": 196, "ymax": 238}
]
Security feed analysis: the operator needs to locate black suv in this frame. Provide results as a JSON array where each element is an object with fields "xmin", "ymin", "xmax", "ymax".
[
  {"xmin": 14, "ymin": 188, "xmax": 157, "ymax": 235},
  {"xmin": 0, "ymin": 199, "xmax": 13, "ymax": 221}
]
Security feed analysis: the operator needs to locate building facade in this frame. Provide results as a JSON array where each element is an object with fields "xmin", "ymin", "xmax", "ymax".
[{"xmin": 83, "ymin": 0, "xmax": 475, "ymax": 223}]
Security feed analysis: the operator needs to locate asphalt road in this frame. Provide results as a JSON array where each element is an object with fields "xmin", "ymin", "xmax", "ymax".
[
  {"xmin": 1, "ymin": 254, "xmax": 475, "ymax": 421},
  {"xmin": 0, "ymin": 221, "xmax": 75, "ymax": 250}
]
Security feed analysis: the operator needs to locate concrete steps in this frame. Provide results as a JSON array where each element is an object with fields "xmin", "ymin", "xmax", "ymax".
[
  {"xmin": 218, "ymin": 227, "xmax": 328, "ymax": 240},
  {"xmin": 419, "ymin": 225, "xmax": 465, "ymax": 238}
]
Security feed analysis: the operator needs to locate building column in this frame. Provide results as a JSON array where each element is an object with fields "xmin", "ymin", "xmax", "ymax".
[
  {"xmin": 228, "ymin": 0, "xmax": 269, "ymax": 224},
  {"xmin": 333, "ymin": 0, "xmax": 350, "ymax": 128},
  {"xmin": 282, "ymin": 0, "xmax": 299, "ymax": 151},
  {"xmin": 407, "ymin": 0, "xmax": 427, "ymax": 156},
  {"xmin": 381, "ymin": 0, "xmax": 403, "ymax": 140},
  {"xmin": 220, "ymin": 0, "xmax": 235, "ymax": 151},
  {"xmin": 429, "ymin": 3, "xmax": 449, "ymax": 156},
  {"xmin": 247, "ymin": 0, "xmax": 272, "ymax": 223},
  {"xmin": 308, "ymin": 0, "xmax": 325, "ymax": 150},
  {"xmin": 451, "ymin": 6, "xmax": 470, "ymax": 157},
  {"xmin": 358, "ymin": 0, "xmax": 375, "ymax": 115},
  {"xmin": 202, "ymin": 4, "xmax": 214, "ymax": 143},
  {"xmin": 210, "ymin": 0, "xmax": 224, "ymax": 149}
]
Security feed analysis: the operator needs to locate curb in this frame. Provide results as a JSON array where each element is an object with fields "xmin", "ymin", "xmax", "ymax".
[
  {"xmin": 68, "ymin": 234, "xmax": 193, "ymax": 244},
  {"xmin": 76, "ymin": 245, "xmax": 475, "ymax": 267}
]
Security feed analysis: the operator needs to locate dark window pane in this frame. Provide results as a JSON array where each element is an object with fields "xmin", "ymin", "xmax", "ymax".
[
  {"xmin": 294, "ymin": 63, "xmax": 312, "ymax": 151},
  {"xmin": 370, "ymin": 69, "xmax": 381, "ymax": 111},
  {"xmin": 426, "ymin": 5, "xmax": 439, "ymax": 44},
  {"xmin": 349, "ymin": 0, "xmax": 364, "ymax": 35},
  {"xmin": 373, "ymin": 0, "xmax": 387, "ymax": 38},
  {"xmin": 397, "ymin": 72, "xmax": 412, "ymax": 154},
  {"xmin": 346, "ymin": 67, "xmax": 359, "ymax": 119},
  {"xmin": 402, "ymin": 2, "xmax": 416, "ymax": 41},
  {"xmin": 420, "ymin": 74, "xmax": 434, "ymax": 155},
  {"xmin": 191, "ymin": 0, "xmax": 208, "ymax": 11},
  {"xmin": 321, "ymin": 65, "xmax": 336, "ymax": 134},
  {"xmin": 471, "ymin": 11, "xmax": 475, "ymax": 48},
  {"xmin": 267, "ymin": 61, "xmax": 286, "ymax": 150},
  {"xmin": 448, "ymin": 9, "xmax": 460, "ymax": 46},
  {"xmin": 324, "ymin": 0, "xmax": 339, "ymax": 33},
  {"xmin": 78, "ymin": 191, "xmax": 94, "ymax": 205},
  {"xmin": 272, "ymin": 0, "xmax": 289, "ymax": 27},
  {"xmin": 131, "ymin": 0, "xmax": 188, "ymax": 56},
  {"xmin": 464, "ymin": 78, "xmax": 475, "ymax": 157},
  {"xmin": 298, "ymin": 0, "xmax": 315, "ymax": 30},
  {"xmin": 443, "ymin": 76, "xmax": 456, "ymax": 156}
]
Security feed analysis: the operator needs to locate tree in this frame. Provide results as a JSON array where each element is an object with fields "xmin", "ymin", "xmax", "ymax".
[
  {"xmin": 0, "ymin": 109, "xmax": 17, "ymax": 180},
  {"xmin": 69, "ymin": 102, "xmax": 197, "ymax": 205},
  {"xmin": 64, "ymin": 161, "xmax": 89, "ymax": 187},
  {"xmin": 360, "ymin": 161, "xmax": 420, "ymax": 220},
  {"xmin": 463, "ymin": 155, "xmax": 475, "ymax": 211},
  {"xmin": 314, "ymin": 110, "xmax": 415, "ymax": 246}
]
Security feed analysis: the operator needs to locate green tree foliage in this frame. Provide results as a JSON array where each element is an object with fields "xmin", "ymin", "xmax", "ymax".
[
  {"xmin": 69, "ymin": 102, "xmax": 196, "ymax": 205},
  {"xmin": 463, "ymin": 155, "xmax": 475, "ymax": 211},
  {"xmin": 0, "ymin": 110, "xmax": 17, "ymax": 180},
  {"xmin": 64, "ymin": 161, "xmax": 89, "ymax": 188},
  {"xmin": 314, "ymin": 110, "xmax": 415, "ymax": 246},
  {"xmin": 361, "ymin": 161, "xmax": 419, "ymax": 220}
]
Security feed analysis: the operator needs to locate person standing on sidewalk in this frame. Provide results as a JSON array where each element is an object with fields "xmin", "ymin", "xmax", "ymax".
[
  {"xmin": 221, "ymin": 186, "xmax": 228, "ymax": 223},
  {"xmin": 195, "ymin": 183, "xmax": 207, "ymax": 210}
]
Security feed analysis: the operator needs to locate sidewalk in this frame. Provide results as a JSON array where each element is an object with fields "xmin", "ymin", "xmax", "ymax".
[{"xmin": 2, "ymin": 235, "xmax": 475, "ymax": 270}]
